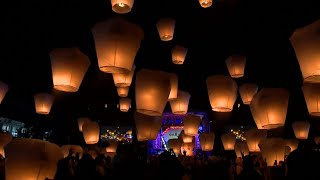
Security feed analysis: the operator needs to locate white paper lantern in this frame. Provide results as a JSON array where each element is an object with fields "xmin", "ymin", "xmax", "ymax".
[
  {"xmin": 169, "ymin": 90, "xmax": 191, "ymax": 115},
  {"xmin": 110, "ymin": 0, "xmax": 134, "ymax": 14},
  {"xmin": 82, "ymin": 121, "xmax": 100, "ymax": 144}
]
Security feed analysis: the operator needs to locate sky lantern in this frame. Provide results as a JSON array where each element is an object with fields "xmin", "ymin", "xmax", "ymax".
[
  {"xmin": 61, "ymin": 145, "xmax": 83, "ymax": 158},
  {"xmin": 169, "ymin": 90, "xmax": 191, "ymax": 115},
  {"xmin": 112, "ymin": 64, "xmax": 135, "ymax": 87},
  {"xmin": 156, "ymin": 18, "xmax": 175, "ymax": 41},
  {"xmin": 168, "ymin": 139, "xmax": 183, "ymax": 155},
  {"xmin": 234, "ymin": 140, "xmax": 249, "ymax": 158},
  {"xmin": 244, "ymin": 129, "xmax": 267, "ymax": 152},
  {"xmin": 0, "ymin": 147, "xmax": 4, "ymax": 158},
  {"xmin": 5, "ymin": 138, "xmax": 63, "ymax": 180},
  {"xmin": 134, "ymin": 112, "xmax": 162, "ymax": 141},
  {"xmin": 206, "ymin": 75, "xmax": 238, "ymax": 112},
  {"xmin": 239, "ymin": 83, "xmax": 258, "ymax": 105},
  {"xmin": 290, "ymin": 19, "xmax": 320, "ymax": 83},
  {"xmin": 135, "ymin": 69, "xmax": 171, "ymax": 116},
  {"xmin": 179, "ymin": 130, "xmax": 194, "ymax": 143},
  {"xmin": 50, "ymin": 47, "xmax": 90, "ymax": 92},
  {"xmin": 106, "ymin": 139, "xmax": 118, "ymax": 153},
  {"xmin": 199, "ymin": 132, "xmax": 215, "ymax": 151},
  {"xmin": 0, "ymin": 81, "xmax": 8, "ymax": 104},
  {"xmin": 249, "ymin": 104, "xmax": 265, "ymax": 129},
  {"xmin": 250, "ymin": 88, "xmax": 289, "ymax": 129},
  {"xmin": 34, "ymin": 93, "xmax": 54, "ymax": 115},
  {"xmin": 119, "ymin": 97, "xmax": 131, "ymax": 112},
  {"xmin": 198, "ymin": 0, "xmax": 212, "ymax": 8},
  {"xmin": 181, "ymin": 142, "xmax": 194, "ymax": 156},
  {"xmin": 117, "ymin": 87, "xmax": 129, "ymax": 97},
  {"xmin": 77, "ymin": 117, "xmax": 91, "ymax": 132},
  {"xmin": 168, "ymin": 73, "xmax": 178, "ymax": 100},
  {"xmin": 221, "ymin": 132, "xmax": 236, "ymax": 150},
  {"xmin": 92, "ymin": 17, "xmax": 143, "ymax": 74},
  {"xmin": 302, "ymin": 83, "xmax": 320, "ymax": 116},
  {"xmin": 292, "ymin": 121, "xmax": 310, "ymax": 140},
  {"xmin": 183, "ymin": 114, "xmax": 201, "ymax": 136},
  {"xmin": 259, "ymin": 138, "xmax": 286, "ymax": 166},
  {"xmin": 225, "ymin": 55, "xmax": 246, "ymax": 78},
  {"xmin": 286, "ymin": 139, "xmax": 299, "ymax": 152},
  {"xmin": 82, "ymin": 121, "xmax": 100, "ymax": 144},
  {"xmin": 110, "ymin": 0, "xmax": 134, "ymax": 14},
  {"xmin": 171, "ymin": 45, "xmax": 188, "ymax": 65}
]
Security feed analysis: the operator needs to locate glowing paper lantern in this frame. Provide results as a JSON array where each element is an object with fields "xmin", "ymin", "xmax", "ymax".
[
  {"xmin": 199, "ymin": 0, "xmax": 212, "ymax": 8},
  {"xmin": 179, "ymin": 130, "xmax": 194, "ymax": 143},
  {"xmin": 50, "ymin": 47, "xmax": 90, "ymax": 92},
  {"xmin": 135, "ymin": 69, "xmax": 171, "ymax": 116},
  {"xmin": 34, "ymin": 93, "xmax": 54, "ymax": 115},
  {"xmin": 168, "ymin": 139, "xmax": 183, "ymax": 155},
  {"xmin": 112, "ymin": 64, "xmax": 136, "ymax": 87},
  {"xmin": 82, "ymin": 121, "xmax": 100, "ymax": 144},
  {"xmin": 117, "ymin": 87, "xmax": 129, "ymax": 97},
  {"xmin": 92, "ymin": 18, "xmax": 143, "ymax": 74},
  {"xmin": 292, "ymin": 121, "xmax": 310, "ymax": 140},
  {"xmin": 0, "ymin": 131, "xmax": 12, "ymax": 147},
  {"xmin": 183, "ymin": 114, "xmax": 201, "ymax": 136},
  {"xmin": 61, "ymin": 145, "xmax": 83, "ymax": 158},
  {"xmin": 315, "ymin": 136, "xmax": 320, "ymax": 145},
  {"xmin": 181, "ymin": 142, "xmax": 194, "ymax": 156},
  {"xmin": 0, "ymin": 81, "xmax": 8, "ymax": 104},
  {"xmin": 168, "ymin": 73, "xmax": 178, "ymax": 100},
  {"xmin": 286, "ymin": 139, "xmax": 299, "ymax": 152},
  {"xmin": 169, "ymin": 91, "xmax": 190, "ymax": 115},
  {"xmin": 199, "ymin": 132, "xmax": 215, "ymax": 151},
  {"xmin": 5, "ymin": 138, "xmax": 63, "ymax": 180},
  {"xmin": 0, "ymin": 146, "xmax": 4, "ymax": 158},
  {"xmin": 250, "ymin": 88, "xmax": 289, "ymax": 129},
  {"xmin": 221, "ymin": 132, "xmax": 236, "ymax": 150},
  {"xmin": 249, "ymin": 104, "xmax": 265, "ymax": 129},
  {"xmin": 225, "ymin": 55, "xmax": 246, "ymax": 78},
  {"xmin": 259, "ymin": 138, "xmax": 286, "ymax": 166},
  {"xmin": 244, "ymin": 129, "xmax": 267, "ymax": 152},
  {"xmin": 134, "ymin": 112, "xmax": 162, "ymax": 141},
  {"xmin": 171, "ymin": 45, "xmax": 188, "ymax": 65},
  {"xmin": 156, "ymin": 18, "xmax": 175, "ymax": 41},
  {"xmin": 302, "ymin": 83, "xmax": 320, "ymax": 116},
  {"xmin": 110, "ymin": 0, "xmax": 134, "ymax": 14},
  {"xmin": 106, "ymin": 139, "xmax": 118, "ymax": 153},
  {"xmin": 239, "ymin": 83, "xmax": 258, "ymax": 105},
  {"xmin": 206, "ymin": 75, "xmax": 238, "ymax": 112},
  {"xmin": 119, "ymin": 97, "xmax": 131, "ymax": 112},
  {"xmin": 77, "ymin": 117, "xmax": 91, "ymax": 132},
  {"xmin": 234, "ymin": 141, "xmax": 249, "ymax": 157},
  {"xmin": 290, "ymin": 20, "xmax": 320, "ymax": 83}
]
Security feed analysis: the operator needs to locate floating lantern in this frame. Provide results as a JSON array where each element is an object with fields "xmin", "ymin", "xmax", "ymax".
[
  {"xmin": 183, "ymin": 114, "xmax": 201, "ymax": 136},
  {"xmin": 92, "ymin": 18, "xmax": 143, "ymax": 74},
  {"xmin": 179, "ymin": 130, "xmax": 194, "ymax": 143},
  {"xmin": 200, "ymin": 132, "xmax": 215, "ymax": 151},
  {"xmin": 181, "ymin": 142, "xmax": 194, "ymax": 156},
  {"xmin": 0, "ymin": 81, "xmax": 8, "ymax": 104},
  {"xmin": 106, "ymin": 139, "xmax": 118, "ymax": 153},
  {"xmin": 134, "ymin": 112, "xmax": 162, "ymax": 141},
  {"xmin": 119, "ymin": 98, "xmax": 131, "ymax": 112},
  {"xmin": 0, "ymin": 146, "xmax": 4, "ymax": 158},
  {"xmin": 34, "ymin": 93, "xmax": 54, "ymax": 115},
  {"xmin": 168, "ymin": 139, "xmax": 183, "ymax": 155},
  {"xmin": 82, "ymin": 121, "xmax": 100, "ymax": 144},
  {"xmin": 239, "ymin": 83, "xmax": 258, "ymax": 105},
  {"xmin": 302, "ymin": 83, "xmax": 320, "ymax": 116},
  {"xmin": 286, "ymin": 139, "xmax": 299, "ymax": 152},
  {"xmin": 206, "ymin": 75, "xmax": 238, "ymax": 112},
  {"xmin": 292, "ymin": 121, "xmax": 310, "ymax": 140},
  {"xmin": 112, "ymin": 64, "xmax": 136, "ymax": 87},
  {"xmin": 259, "ymin": 138, "xmax": 286, "ymax": 166},
  {"xmin": 171, "ymin": 45, "xmax": 188, "ymax": 65},
  {"xmin": 77, "ymin": 117, "xmax": 91, "ymax": 132},
  {"xmin": 156, "ymin": 18, "xmax": 175, "ymax": 41},
  {"xmin": 225, "ymin": 55, "xmax": 246, "ymax": 78},
  {"xmin": 234, "ymin": 140, "xmax": 249, "ymax": 157},
  {"xmin": 110, "ymin": 0, "xmax": 134, "ymax": 14},
  {"xmin": 244, "ymin": 129, "xmax": 267, "ymax": 152},
  {"xmin": 117, "ymin": 86, "xmax": 129, "ymax": 97},
  {"xmin": 249, "ymin": 104, "xmax": 265, "ymax": 129},
  {"xmin": 221, "ymin": 132, "xmax": 236, "ymax": 150},
  {"xmin": 168, "ymin": 73, "xmax": 178, "ymax": 100},
  {"xmin": 61, "ymin": 145, "xmax": 83, "ymax": 158},
  {"xmin": 198, "ymin": 0, "xmax": 213, "ymax": 8},
  {"xmin": 169, "ymin": 90, "xmax": 190, "ymax": 115}
]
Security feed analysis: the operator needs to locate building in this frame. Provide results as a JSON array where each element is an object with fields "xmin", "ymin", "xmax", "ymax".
[{"xmin": 0, "ymin": 117, "xmax": 26, "ymax": 137}]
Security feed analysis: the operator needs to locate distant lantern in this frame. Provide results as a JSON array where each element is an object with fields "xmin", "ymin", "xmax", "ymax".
[
  {"xmin": 286, "ymin": 139, "xmax": 299, "ymax": 152},
  {"xmin": 221, "ymin": 132, "xmax": 236, "ymax": 150},
  {"xmin": 61, "ymin": 145, "xmax": 83, "ymax": 158},
  {"xmin": 106, "ymin": 139, "xmax": 118, "ymax": 153},
  {"xmin": 290, "ymin": 20, "xmax": 320, "ymax": 83},
  {"xmin": 244, "ymin": 129, "xmax": 267, "ymax": 152},
  {"xmin": 135, "ymin": 69, "xmax": 171, "ymax": 116},
  {"xmin": 134, "ymin": 112, "xmax": 162, "ymax": 141},
  {"xmin": 250, "ymin": 88, "xmax": 289, "ymax": 129},
  {"xmin": 292, "ymin": 121, "xmax": 310, "ymax": 140},
  {"xmin": 156, "ymin": 18, "xmax": 175, "ymax": 41},
  {"xmin": 199, "ymin": 132, "xmax": 215, "ymax": 151},
  {"xmin": 34, "ymin": 93, "xmax": 54, "ymax": 115},
  {"xmin": 168, "ymin": 73, "xmax": 178, "ymax": 100},
  {"xmin": 225, "ymin": 55, "xmax": 246, "ymax": 78},
  {"xmin": 239, "ymin": 83, "xmax": 258, "ymax": 105},
  {"xmin": 0, "ymin": 81, "xmax": 8, "ymax": 104},
  {"xmin": 77, "ymin": 117, "xmax": 91, "ymax": 132},
  {"xmin": 181, "ymin": 142, "xmax": 194, "ymax": 156},
  {"xmin": 183, "ymin": 114, "xmax": 201, "ymax": 136},
  {"xmin": 199, "ymin": 0, "xmax": 212, "ymax": 8},
  {"xmin": 171, "ymin": 45, "xmax": 188, "ymax": 65},
  {"xmin": 119, "ymin": 97, "xmax": 131, "ymax": 112},
  {"xmin": 179, "ymin": 130, "xmax": 194, "ymax": 143},
  {"xmin": 50, "ymin": 47, "xmax": 90, "ymax": 92},
  {"xmin": 302, "ymin": 83, "xmax": 320, "ymax": 116},
  {"xmin": 206, "ymin": 75, "xmax": 238, "ymax": 112},
  {"xmin": 5, "ymin": 138, "xmax": 63, "ymax": 180},
  {"xmin": 169, "ymin": 90, "xmax": 191, "ymax": 115},
  {"xmin": 92, "ymin": 18, "xmax": 143, "ymax": 74},
  {"xmin": 117, "ymin": 86, "xmax": 129, "ymax": 97},
  {"xmin": 315, "ymin": 136, "xmax": 320, "ymax": 145},
  {"xmin": 112, "ymin": 64, "xmax": 136, "ymax": 87},
  {"xmin": 110, "ymin": 0, "xmax": 134, "ymax": 14},
  {"xmin": 168, "ymin": 139, "xmax": 183, "ymax": 155},
  {"xmin": 82, "ymin": 121, "xmax": 100, "ymax": 144},
  {"xmin": 234, "ymin": 141, "xmax": 250, "ymax": 158},
  {"xmin": 259, "ymin": 138, "xmax": 286, "ymax": 166},
  {"xmin": 0, "ymin": 131, "xmax": 13, "ymax": 147}
]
